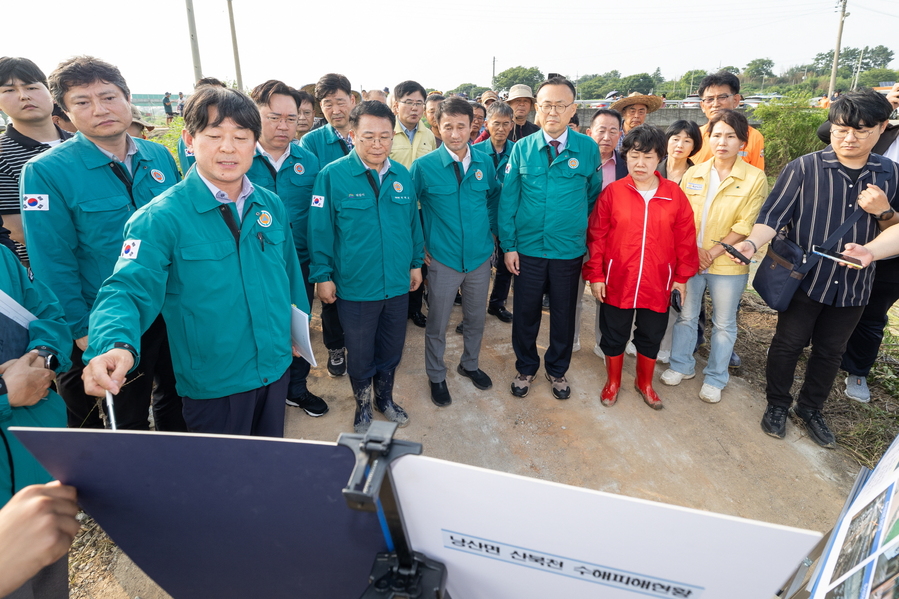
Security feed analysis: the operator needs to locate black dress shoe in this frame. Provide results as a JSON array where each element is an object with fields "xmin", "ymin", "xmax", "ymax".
[
  {"xmin": 455, "ymin": 322, "xmax": 464, "ymax": 334},
  {"xmin": 487, "ymin": 306, "xmax": 513, "ymax": 323},
  {"xmin": 409, "ymin": 311, "xmax": 427, "ymax": 328},
  {"xmin": 457, "ymin": 364, "xmax": 493, "ymax": 390},
  {"xmin": 430, "ymin": 380, "xmax": 452, "ymax": 406}
]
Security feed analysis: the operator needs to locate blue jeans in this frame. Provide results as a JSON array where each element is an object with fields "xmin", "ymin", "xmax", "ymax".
[{"xmin": 670, "ymin": 273, "xmax": 748, "ymax": 389}]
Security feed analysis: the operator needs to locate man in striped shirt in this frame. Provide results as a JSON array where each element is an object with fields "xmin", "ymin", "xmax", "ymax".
[
  {"xmin": 0, "ymin": 57, "xmax": 73, "ymax": 262},
  {"xmin": 733, "ymin": 89, "xmax": 899, "ymax": 448}
]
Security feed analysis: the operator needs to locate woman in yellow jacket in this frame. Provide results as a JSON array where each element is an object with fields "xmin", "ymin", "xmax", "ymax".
[{"xmin": 660, "ymin": 110, "xmax": 768, "ymax": 403}]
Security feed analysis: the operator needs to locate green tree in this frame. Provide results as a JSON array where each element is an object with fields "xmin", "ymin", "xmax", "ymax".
[
  {"xmin": 493, "ymin": 66, "xmax": 544, "ymax": 92},
  {"xmin": 813, "ymin": 46, "xmax": 895, "ymax": 76},
  {"xmin": 576, "ymin": 71, "xmax": 622, "ymax": 100},
  {"xmin": 858, "ymin": 69, "xmax": 899, "ymax": 88},
  {"xmin": 754, "ymin": 94, "xmax": 828, "ymax": 176},
  {"xmin": 720, "ymin": 66, "xmax": 741, "ymax": 75},
  {"xmin": 618, "ymin": 73, "xmax": 655, "ymax": 95},
  {"xmin": 651, "ymin": 67, "xmax": 664, "ymax": 86},
  {"xmin": 679, "ymin": 70, "xmax": 707, "ymax": 94},
  {"xmin": 744, "ymin": 58, "xmax": 775, "ymax": 82}
]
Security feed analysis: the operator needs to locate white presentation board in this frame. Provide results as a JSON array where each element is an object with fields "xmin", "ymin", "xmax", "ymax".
[{"xmin": 392, "ymin": 455, "xmax": 822, "ymax": 599}]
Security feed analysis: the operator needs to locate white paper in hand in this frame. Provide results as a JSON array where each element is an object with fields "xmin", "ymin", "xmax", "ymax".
[{"xmin": 290, "ymin": 307, "xmax": 316, "ymax": 367}]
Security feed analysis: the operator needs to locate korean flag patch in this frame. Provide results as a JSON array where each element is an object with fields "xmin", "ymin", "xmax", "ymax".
[
  {"xmin": 121, "ymin": 239, "xmax": 141, "ymax": 259},
  {"xmin": 311, "ymin": 195, "xmax": 325, "ymax": 208},
  {"xmin": 23, "ymin": 194, "xmax": 49, "ymax": 211},
  {"xmin": 505, "ymin": 164, "xmax": 512, "ymax": 174}
]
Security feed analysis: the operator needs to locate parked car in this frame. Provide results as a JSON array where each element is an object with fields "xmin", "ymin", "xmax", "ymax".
[
  {"xmin": 742, "ymin": 94, "xmax": 785, "ymax": 109},
  {"xmin": 663, "ymin": 100, "xmax": 681, "ymax": 109}
]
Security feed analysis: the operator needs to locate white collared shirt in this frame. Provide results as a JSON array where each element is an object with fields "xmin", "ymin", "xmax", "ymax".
[
  {"xmin": 376, "ymin": 158, "xmax": 392, "ymax": 184},
  {"xmin": 256, "ymin": 142, "xmax": 290, "ymax": 172},
  {"xmin": 543, "ymin": 127, "xmax": 570, "ymax": 154},
  {"xmin": 94, "ymin": 135, "xmax": 139, "ymax": 175},
  {"xmin": 443, "ymin": 142, "xmax": 471, "ymax": 174},
  {"xmin": 197, "ymin": 171, "xmax": 255, "ymax": 221}
]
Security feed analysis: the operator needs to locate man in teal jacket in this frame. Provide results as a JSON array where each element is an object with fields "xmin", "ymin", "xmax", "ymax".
[
  {"xmin": 474, "ymin": 100, "xmax": 516, "ymax": 324},
  {"xmin": 83, "ymin": 86, "xmax": 309, "ymax": 438},
  {"xmin": 247, "ymin": 79, "xmax": 327, "ymax": 419},
  {"xmin": 0, "ymin": 246, "xmax": 72, "ymax": 597},
  {"xmin": 411, "ymin": 97, "xmax": 499, "ymax": 407},
  {"xmin": 20, "ymin": 56, "xmax": 183, "ymax": 432},
  {"xmin": 299, "ymin": 73, "xmax": 356, "ymax": 379},
  {"xmin": 499, "ymin": 76, "xmax": 602, "ymax": 400},
  {"xmin": 308, "ymin": 101, "xmax": 424, "ymax": 433}
]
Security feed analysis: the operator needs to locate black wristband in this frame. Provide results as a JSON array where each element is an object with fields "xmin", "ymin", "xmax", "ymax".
[
  {"xmin": 746, "ymin": 240, "xmax": 758, "ymax": 254},
  {"xmin": 114, "ymin": 342, "xmax": 138, "ymax": 356}
]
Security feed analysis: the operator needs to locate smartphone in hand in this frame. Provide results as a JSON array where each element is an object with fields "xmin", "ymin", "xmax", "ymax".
[{"xmin": 811, "ymin": 245, "xmax": 864, "ymax": 269}]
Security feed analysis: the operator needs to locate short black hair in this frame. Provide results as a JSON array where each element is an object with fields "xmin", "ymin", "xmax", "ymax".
[
  {"xmin": 590, "ymin": 108, "xmax": 622, "ymax": 129},
  {"xmin": 314, "ymin": 73, "xmax": 352, "ymax": 101},
  {"xmin": 697, "ymin": 71, "xmax": 741, "ymax": 97},
  {"xmin": 183, "ymin": 86, "xmax": 261, "ymax": 140},
  {"xmin": 294, "ymin": 89, "xmax": 315, "ymax": 108},
  {"xmin": 707, "ymin": 109, "xmax": 749, "ymax": 144},
  {"xmin": 393, "ymin": 80, "xmax": 427, "ymax": 101},
  {"xmin": 52, "ymin": 103, "xmax": 71, "ymax": 122},
  {"xmin": 486, "ymin": 101, "xmax": 513, "ymax": 121},
  {"xmin": 536, "ymin": 76, "xmax": 576, "ymax": 102},
  {"xmin": 569, "ymin": 113, "xmax": 580, "ymax": 127},
  {"xmin": 195, "ymin": 77, "xmax": 227, "ymax": 89},
  {"xmin": 664, "ymin": 120, "xmax": 702, "ymax": 157},
  {"xmin": 0, "ymin": 57, "xmax": 47, "ymax": 88},
  {"xmin": 470, "ymin": 102, "xmax": 486, "ymax": 118},
  {"xmin": 621, "ymin": 125, "xmax": 666, "ymax": 160},
  {"xmin": 349, "ymin": 100, "xmax": 395, "ymax": 130},
  {"xmin": 250, "ymin": 79, "xmax": 297, "ymax": 109},
  {"xmin": 829, "ymin": 89, "xmax": 894, "ymax": 129},
  {"xmin": 426, "ymin": 94, "xmax": 445, "ymax": 105},
  {"xmin": 49, "ymin": 56, "xmax": 130, "ymax": 110},
  {"xmin": 437, "ymin": 97, "xmax": 474, "ymax": 125}
]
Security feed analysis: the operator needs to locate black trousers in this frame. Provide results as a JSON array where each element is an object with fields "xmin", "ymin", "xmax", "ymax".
[
  {"xmin": 766, "ymin": 289, "xmax": 864, "ymax": 411},
  {"xmin": 57, "ymin": 316, "xmax": 185, "ymax": 431},
  {"xmin": 488, "ymin": 237, "xmax": 513, "ymax": 310},
  {"xmin": 181, "ymin": 370, "xmax": 288, "ymax": 438},
  {"xmin": 599, "ymin": 303, "xmax": 669, "ymax": 359},
  {"xmin": 841, "ymin": 258, "xmax": 899, "ymax": 377},
  {"xmin": 511, "ymin": 253, "xmax": 582, "ymax": 377}
]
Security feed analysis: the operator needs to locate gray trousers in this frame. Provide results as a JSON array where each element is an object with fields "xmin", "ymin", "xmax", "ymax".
[{"xmin": 425, "ymin": 257, "xmax": 491, "ymax": 382}]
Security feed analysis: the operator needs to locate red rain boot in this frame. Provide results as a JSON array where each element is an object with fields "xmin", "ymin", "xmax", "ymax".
[
  {"xmin": 601, "ymin": 354, "xmax": 624, "ymax": 407},
  {"xmin": 635, "ymin": 353, "xmax": 663, "ymax": 410}
]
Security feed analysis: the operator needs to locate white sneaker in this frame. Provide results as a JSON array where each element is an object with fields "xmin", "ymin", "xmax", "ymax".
[
  {"xmin": 660, "ymin": 368, "xmax": 694, "ymax": 386},
  {"xmin": 572, "ymin": 341, "xmax": 581, "ymax": 352},
  {"xmin": 657, "ymin": 349, "xmax": 670, "ymax": 364},
  {"xmin": 699, "ymin": 383, "xmax": 722, "ymax": 403},
  {"xmin": 593, "ymin": 344, "xmax": 604, "ymax": 358},
  {"xmin": 625, "ymin": 341, "xmax": 637, "ymax": 356}
]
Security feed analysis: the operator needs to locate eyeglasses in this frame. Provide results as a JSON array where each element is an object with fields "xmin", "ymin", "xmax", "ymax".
[
  {"xmin": 537, "ymin": 103, "xmax": 573, "ymax": 113},
  {"xmin": 298, "ymin": 110, "xmax": 314, "ymax": 119},
  {"xmin": 357, "ymin": 135, "xmax": 392, "ymax": 146},
  {"xmin": 320, "ymin": 99, "xmax": 349, "ymax": 110},
  {"xmin": 265, "ymin": 114, "xmax": 298, "ymax": 125},
  {"xmin": 593, "ymin": 128, "xmax": 620, "ymax": 138},
  {"xmin": 700, "ymin": 93, "xmax": 734, "ymax": 104},
  {"xmin": 830, "ymin": 127, "xmax": 876, "ymax": 140},
  {"xmin": 398, "ymin": 100, "xmax": 425, "ymax": 108}
]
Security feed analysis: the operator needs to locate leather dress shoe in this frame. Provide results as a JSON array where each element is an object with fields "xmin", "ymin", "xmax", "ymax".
[
  {"xmin": 487, "ymin": 306, "xmax": 513, "ymax": 322},
  {"xmin": 409, "ymin": 311, "xmax": 427, "ymax": 328},
  {"xmin": 430, "ymin": 380, "xmax": 452, "ymax": 407}
]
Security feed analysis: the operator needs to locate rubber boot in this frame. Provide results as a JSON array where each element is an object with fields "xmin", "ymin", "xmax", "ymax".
[
  {"xmin": 601, "ymin": 354, "xmax": 624, "ymax": 407},
  {"xmin": 373, "ymin": 370, "xmax": 409, "ymax": 427},
  {"xmin": 349, "ymin": 377, "xmax": 374, "ymax": 433},
  {"xmin": 635, "ymin": 353, "xmax": 663, "ymax": 410}
]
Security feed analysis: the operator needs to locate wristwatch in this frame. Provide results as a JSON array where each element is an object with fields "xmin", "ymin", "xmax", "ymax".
[
  {"xmin": 33, "ymin": 346, "xmax": 59, "ymax": 371},
  {"xmin": 877, "ymin": 209, "xmax": 895, "ymax": 221}
]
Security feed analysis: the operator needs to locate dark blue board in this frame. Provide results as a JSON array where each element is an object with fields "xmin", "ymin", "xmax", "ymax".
[{"xmin": 12, "ymin": 428, "xmax": 387, "ymax": 598}]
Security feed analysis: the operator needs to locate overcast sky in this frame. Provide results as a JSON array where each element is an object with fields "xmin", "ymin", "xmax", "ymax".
[{"xmin": 6, "ymin": 0, "xmax": 898, "ymax": 95}]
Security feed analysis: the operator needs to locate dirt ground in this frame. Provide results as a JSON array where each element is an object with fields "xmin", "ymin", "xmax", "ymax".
[{"xmin": 73, "ymin": 288, "xmax": 862, "ymax": 598}]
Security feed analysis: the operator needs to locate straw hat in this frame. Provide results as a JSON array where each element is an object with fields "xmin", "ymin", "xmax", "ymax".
[
  {"xmin": 611, "ymin": 92, "xmax": 663, "ymax": 114},
  {"xmin": 480, "ymin": 90, "xmax": 499, "ymax": 105}
]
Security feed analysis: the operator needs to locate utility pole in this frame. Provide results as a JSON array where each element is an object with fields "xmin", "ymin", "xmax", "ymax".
[
  {"xmin": 185, "ymin": 0, "xmax": 203, "ymax": 82},
  {"xmin": 851, "ymin": 46, "xmax": 865, "ymax": 90},
  {"xmin": 492, "ymin": 57, "xmax": 496, "ymax": 90},
  {"xmin": 828, "ymin": 0, "xmax": 849, "ymax": 100},
  {"xmin": 227, "ymin": 0, "xmax": 244, "ymax": 91}
]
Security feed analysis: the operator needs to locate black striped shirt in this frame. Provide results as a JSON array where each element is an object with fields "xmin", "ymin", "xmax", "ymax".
[
  {"xmin": 0, "ymin": 124, "xmax": 73, "ymax": 214},
  {"xmin": 757, "ymin": 147, "xmax": 899, "ymax": 307}
]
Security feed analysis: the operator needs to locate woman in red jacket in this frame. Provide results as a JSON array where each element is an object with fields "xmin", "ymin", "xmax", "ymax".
[{"xmin": 583, "ymin": 125, "xmax": 699, "ymax": 409}]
